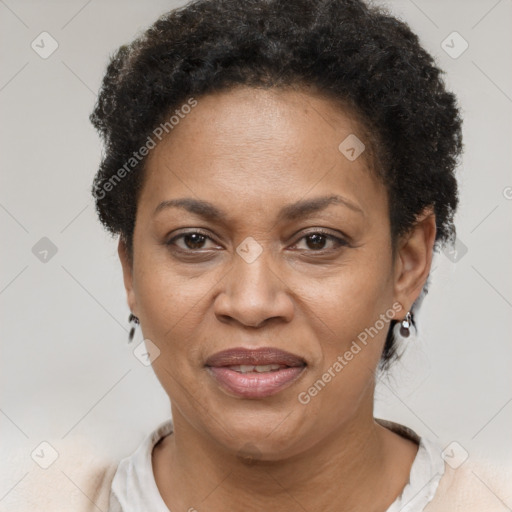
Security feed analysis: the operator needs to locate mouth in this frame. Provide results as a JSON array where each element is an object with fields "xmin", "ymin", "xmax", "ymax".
[{"xmin": 205, "ymin": 347, "xmax": 307, "ymax": 399}]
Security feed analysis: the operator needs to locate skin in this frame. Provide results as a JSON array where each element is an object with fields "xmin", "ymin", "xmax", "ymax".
[{"xmin": 118, "ymin": 86, "xmax": 436, "ymax": 512}]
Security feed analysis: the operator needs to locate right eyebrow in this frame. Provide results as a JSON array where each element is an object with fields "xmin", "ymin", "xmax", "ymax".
[{"xmin": 153, "ymin": 198, "xmax": 228, "ymax": 222}]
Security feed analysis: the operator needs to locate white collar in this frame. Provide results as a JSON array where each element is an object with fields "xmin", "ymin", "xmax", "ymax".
[{"xmin": 109, "ymin": 417, "xmax": 445, "ymax": 512}]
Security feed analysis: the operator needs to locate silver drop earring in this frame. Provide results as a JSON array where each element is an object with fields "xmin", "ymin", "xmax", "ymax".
[
  {"xmin": 400, "ymin": 311, "xmax": 412, "ymax": 338},
  {"xmin": 128, "ymin": 313, "xmax": 139, "ymax": 343}
]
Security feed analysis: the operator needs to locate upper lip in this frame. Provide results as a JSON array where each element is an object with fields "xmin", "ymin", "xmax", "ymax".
[{"xmin": 205, "ymin": 347, "xmax": 306, "ymax": 367}]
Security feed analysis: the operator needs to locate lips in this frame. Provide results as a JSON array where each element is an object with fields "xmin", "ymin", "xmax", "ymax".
[
  {"xmin": 205, "ymin": 347, "xmax": 306, "ymax": 399},
  {"xmin": 205, "ymin": 347, "xmax": 306, "ymax": 368}
]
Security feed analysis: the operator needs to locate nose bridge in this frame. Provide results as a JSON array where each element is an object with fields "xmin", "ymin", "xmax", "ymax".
[
  {"xmin": 233, "ymin": 240, "xmax": 275, "ymax": 295},
  {"xmin": 214, "ymin": 237, "xmax": 293, "ymax": 327}
]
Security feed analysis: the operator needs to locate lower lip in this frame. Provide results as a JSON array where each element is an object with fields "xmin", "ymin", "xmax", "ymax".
[{"xmin": 206, "ymin": 366, "xmax": 306, "ymax": 398}]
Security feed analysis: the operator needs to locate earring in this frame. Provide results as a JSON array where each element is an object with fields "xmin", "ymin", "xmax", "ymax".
[
  {"xmin": 128, "ymin": 313, "xmax": 139, "ymax": 343},
  {"xmin": 400, "ymin": 311, "xmax": 412, "ymax": 338}
]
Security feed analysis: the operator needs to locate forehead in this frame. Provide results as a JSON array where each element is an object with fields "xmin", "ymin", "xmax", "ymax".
[{"xmin": 139, "ymin": 86, "xmax": 386, "ymax": 221}]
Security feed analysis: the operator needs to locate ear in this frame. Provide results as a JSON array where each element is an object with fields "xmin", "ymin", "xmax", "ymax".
[
  {"xmin": 393, "ymin": 207, "xmax": 436, "ymax": 318},
  {"xmin": 118, "ymin": 237, "xmax": 137, "ymax": 315}
]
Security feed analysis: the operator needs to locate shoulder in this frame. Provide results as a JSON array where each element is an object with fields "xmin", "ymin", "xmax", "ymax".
[
  {"xmin": 425, "ymin": 454, "xmax": 512, "ymax": 512},
  {"xmin": 1, "ymin": 433, "xmax": 118, "ymax": 512}
]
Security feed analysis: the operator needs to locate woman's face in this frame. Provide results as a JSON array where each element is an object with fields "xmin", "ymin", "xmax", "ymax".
[{"xmin": 120, "ymin": 86, "xmax": 427, "ymax": 460}]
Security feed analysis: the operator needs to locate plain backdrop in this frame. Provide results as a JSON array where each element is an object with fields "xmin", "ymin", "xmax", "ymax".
[{"xmin": 1, "ymin": 0, "xmax": 511, "ymax": 498}]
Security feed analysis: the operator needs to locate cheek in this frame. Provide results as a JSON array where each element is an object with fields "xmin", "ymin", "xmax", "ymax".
[
  {"xmin": 296, "ymin": 249, "xmax": 393, "ymax": 341},
  {"xmin": 294, "ymin": 248, "xmax": 394, "ymax": 393},
  {"xmin": 133, "ymin": 238, "xmax": 223, "ymax": 329},
  {"xmin": 131, "ymin": 257, "xmax": 214, "ymax": 407}
]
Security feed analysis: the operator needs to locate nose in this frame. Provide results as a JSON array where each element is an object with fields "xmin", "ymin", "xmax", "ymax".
[{"xmin": 214, "ymin": 247, "xmax": 294, "ymax": 328}]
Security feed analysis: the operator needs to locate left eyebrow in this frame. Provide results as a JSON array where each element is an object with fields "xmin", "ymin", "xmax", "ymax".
[
  {"xmin": 276, "ymin": 194, "xmax": 365, "ymax": 221},
  {"xmin": 153, "ymin": 194, "xmax": 364, "ymax": 222}
]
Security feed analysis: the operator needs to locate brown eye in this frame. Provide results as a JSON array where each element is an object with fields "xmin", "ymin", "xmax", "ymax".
[
  {"xmin": 292, "ymin": 230, "xmax": 348, "ymax": 252},
  {"xmin": 304, "ymin": 233, "xmax": 329, "ymax": 250},
  {"xmin": 166, "ymin": 231, "xmax": 217, "ymax": 251},
  {"xmin": 180, "ymin": 233, "xmax": 208, "ymax": 250}
]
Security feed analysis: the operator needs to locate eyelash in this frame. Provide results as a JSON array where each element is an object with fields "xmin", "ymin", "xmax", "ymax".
[{"xmin": 166, "ymin": 229, "xmax": 349, "ymax": 254}]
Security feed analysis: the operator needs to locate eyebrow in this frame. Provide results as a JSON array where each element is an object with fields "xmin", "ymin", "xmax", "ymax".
[{"xmin": 153, "ymin": 194, "xmax": 364, "ymax": 222}]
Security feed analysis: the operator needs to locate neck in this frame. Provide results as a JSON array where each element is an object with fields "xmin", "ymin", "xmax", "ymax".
[{"xmin": 153, "ymin": 401, "xmax": 416, "ymax": 512}]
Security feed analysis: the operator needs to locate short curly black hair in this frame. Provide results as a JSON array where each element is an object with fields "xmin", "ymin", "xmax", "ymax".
[{"xmin": 90, "ymin": 0, "xmax": 463, "ymax": 368}]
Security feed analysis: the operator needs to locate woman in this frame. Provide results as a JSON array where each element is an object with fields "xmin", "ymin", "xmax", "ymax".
[{"xmin": 84, "ymin": 0, "xmax": 509, "ymax": 510}]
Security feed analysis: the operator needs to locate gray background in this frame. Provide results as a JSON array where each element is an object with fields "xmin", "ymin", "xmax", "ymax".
[{"xmin": 1, "ymin": 0, "xmax": 511, "ymax": 503}]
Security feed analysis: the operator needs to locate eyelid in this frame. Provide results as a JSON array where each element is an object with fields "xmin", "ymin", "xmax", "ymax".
[
  {"xmin": 166, "ymin": 227, "xmax": 349, "ymax": 251},
  {"xmin": 290, "ymin": 228, "xmax": 349, "ymax": 249},
  {"xmin": 166, "ymin": 228, "xmax": 219, "ymax": 247}
]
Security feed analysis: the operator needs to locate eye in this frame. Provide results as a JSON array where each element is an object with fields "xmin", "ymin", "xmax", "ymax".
[
  {"xmin": 166, "ymin": 229, "xmax": 349, "ymax": 254},
  {"xmin": 166, "ymin": 230, "xmax": 220, "ymax": 251},
  {"xmin": 291, "ymin": 230, "xmax": 348, "ymax": 252}
]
